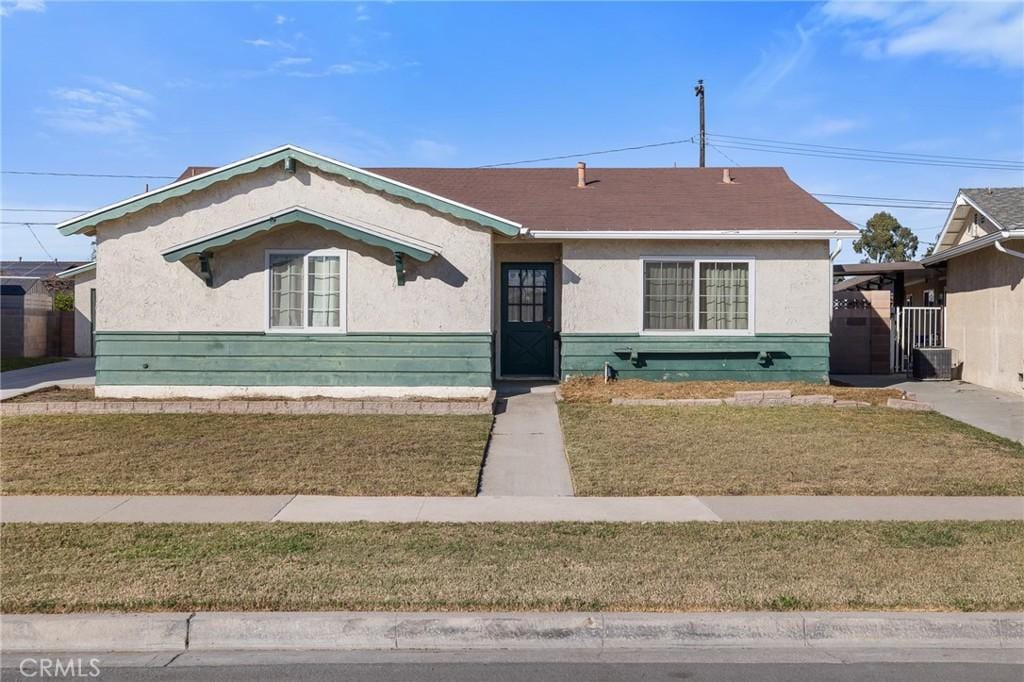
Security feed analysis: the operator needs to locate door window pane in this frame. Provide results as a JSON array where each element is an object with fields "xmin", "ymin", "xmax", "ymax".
[
  {"xmin": 269, "ymin": 254, "xmax": 303, "ymax": 328},
  {"xmin": 643, "ymin": 261, "xmax": 694, "ymax": 330},
  {"xmin": 699, "ymin": 262, "xmax": 749, "ymax": 330},
  {"xmin": 307, "ymin": 255, "xmax": 341, "ymax": 328}
]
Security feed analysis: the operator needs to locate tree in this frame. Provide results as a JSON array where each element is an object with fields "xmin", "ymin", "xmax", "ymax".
[{"xmin": 852, "ymin": 211, "xmax": 919, "ymax": 263}]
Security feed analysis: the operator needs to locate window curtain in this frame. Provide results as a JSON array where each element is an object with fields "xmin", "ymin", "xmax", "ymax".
[
  {"xmin": 699, "ymin": 262, "xmax": 749, "ymax": 330},
  {"xmin": 307, "ymin": 256, "xmax": 341, "ymax": 328},
  {"xmin": 644, "ymin": 261, "xmax": 694, "ymax": 330},
  {"xmin": 269, "ymin": 254, "xmax": 303, "ymax": 328}
]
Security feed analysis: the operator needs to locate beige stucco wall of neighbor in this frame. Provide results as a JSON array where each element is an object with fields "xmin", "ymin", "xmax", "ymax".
[
  {"xmin": 559, "ymin": 239, "xmax": 831, "ymax": 334},
  {"xmin": 72, "ymin": 270, "xmax": 96, "ymax": 356},
  {"xmin": 944, "ymin": 242, "xmax": 1024, "ymax": 395},
  {"xmin": 94, "ymin": 165, "xmax": 493, "ymax": 333}
]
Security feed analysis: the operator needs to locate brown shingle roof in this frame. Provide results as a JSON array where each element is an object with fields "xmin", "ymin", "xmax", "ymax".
[
  {"xmin": 175, "ymin": 162, "xmax": 852, "ymax": 232},
  {"xmin": 368, "ymin": 166, "xmax": 853, "ymax": 232}
]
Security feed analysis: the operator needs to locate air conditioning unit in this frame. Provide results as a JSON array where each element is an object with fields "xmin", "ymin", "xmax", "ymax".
[{"xmin": 913, "ymin": 348, "xmax": 954, "ymax": 381}]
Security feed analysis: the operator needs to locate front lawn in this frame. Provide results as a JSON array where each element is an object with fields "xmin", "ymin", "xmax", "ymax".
[
  {"xmin": 1, "ymin": 414, "xmax": 492, "ymax": 496},
  {"xmin": 2, "ymin": 521, "xmax": 1020, "ymax": 613},
  {"xmin": 560, "ymin": 404, "xmax": 1024, "ymax": 496},
  {"xmin": 0, "ymin": 356, "xmax": 66, "ymax": 373}
]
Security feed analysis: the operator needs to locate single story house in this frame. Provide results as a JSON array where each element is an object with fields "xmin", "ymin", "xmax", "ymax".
[
  {"xmin": 56, "ymin": 145, "xmax": 856, "ymax": 398},
  {"xmin": 922, "ymin": 187, "xmax": 1024, "ymax": 394}
]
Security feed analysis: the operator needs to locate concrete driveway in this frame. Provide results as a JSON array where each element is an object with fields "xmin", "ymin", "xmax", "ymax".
[
  {"xmin": 833, "ymin": 375, "xmax": 1024, "ymax": 443},
  {"xmin": 0, "ymin": 357, "xmax": 95, "ymax": 400}
]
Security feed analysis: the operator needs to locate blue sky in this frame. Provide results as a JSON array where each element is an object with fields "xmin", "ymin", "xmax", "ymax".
[{"xmin": 2, "ymin": 1, "xmax": 1022, "ymax": 263}]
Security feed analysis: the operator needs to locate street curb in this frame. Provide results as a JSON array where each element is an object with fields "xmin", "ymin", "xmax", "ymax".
[{"xmin": 3, "ymin": 612, "xmax": 1021, "ymax": 652}]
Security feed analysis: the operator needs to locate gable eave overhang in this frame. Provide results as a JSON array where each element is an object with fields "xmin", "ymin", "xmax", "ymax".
[
  {"xmin": 161, "ymin": 206, "xmax": 440, "ymax": 263},
  {"xmin": 922, "ymin": 228, "xmax": 1024, "ymax": 265},
  {"xmin": 526, "ymin": 228, "xmax": 860, "ymax": 240},
  {"xmin": 55, "ymin": 261, "xmax": 97, "ymax": 279},
  {"xmin": 57, "ymin": 145, "xmax": 523, "ymax": 238},
  {"xmin": 930, "ymin": 190, "xmax": 1009, "ymax": 257}
]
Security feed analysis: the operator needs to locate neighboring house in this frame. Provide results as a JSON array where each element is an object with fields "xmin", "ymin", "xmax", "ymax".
[
  {"xmin": 54, "ymin": 145, "xmax": 856, "ymax": 398},
  {"xmin": 832, "ymin": 261, "xmax": 946, "ymax": 306},
  {"xmin": 922, "ymin": 187, "xmax": 1024, "ymax": 394},
  {"xmin": 0, "ymin": 260, "xmax": 83, "ymax": 358},
  {"xmin": 56, "ymin": 261, "xmax": 97, "ymax": 357}
]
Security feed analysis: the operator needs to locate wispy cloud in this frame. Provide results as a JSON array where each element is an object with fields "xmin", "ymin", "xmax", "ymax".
[
  {"xmin": 411, "ymin": 139, "xmax": 457, "ymax": 162},
  {"xmin": 283, "ymin": 61, "xmax": 392, "ymax": 78},
  {"xmin": 802, "ymin": 117, "xmax": 865, "ymax": 137},
  {"xmin": 0, "ymin": 0, "xmax": 44, "ymax": 17},
  {"xmin": 822, "ymin": 1, "xmax": 1024, "ymax": 69},
  {"xmin": 274, "ymin": 56, "xmax": 312, "ymax": 68},
  {"xmin": 244, "ymin": 38, "xmax": 294, "ymax": 50},
  {"xmin": 41, "ymin": 80, "xmax": 153, "ymax": 135},
  {"xmin": 274, "ymin": 14, "xmax": 290, "ymax": 25},
  {"xmin": 740, "ymin": 23, "xmax": 818, "ymax": 101},
  {"xmin": 355, "ymin": 4, "xmax": 370, "ymax": 22}
]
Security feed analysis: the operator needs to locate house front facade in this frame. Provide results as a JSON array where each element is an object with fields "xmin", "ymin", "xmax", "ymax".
[{"xmin": 57, "ymin": 145, "xmax": 856, "ymax": 398}]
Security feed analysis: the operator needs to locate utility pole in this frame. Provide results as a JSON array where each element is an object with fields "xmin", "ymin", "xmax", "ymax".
[{"xmin": 694, "ymin": 79, "xmax": 706, "ymax": 167}]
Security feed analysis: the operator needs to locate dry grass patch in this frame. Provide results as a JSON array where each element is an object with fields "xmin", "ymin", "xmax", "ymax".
[
  {"xmin": 559, "ymin": 376, "xmax": 903, "ymax": 405},
  {"xmin": 0, "ymin": 357, "xmax": 66, "ymax": 373},
  {"xmin": 560, "ymin": 404, "xmax": 1024, "ymax": 496},
  {"xmin": 1, "ymin": 414, "xmax": 491, "ymax": 496},
  {"xmin": 2, "ymin": 522, "xmax": 1021, "ymax": 613}
]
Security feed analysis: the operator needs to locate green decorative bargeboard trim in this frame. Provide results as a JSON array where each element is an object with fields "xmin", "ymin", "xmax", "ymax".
[
  {"xmin": 58, "ymin": 146, "xmax": 522, "ymax": 237},
  {"xmin": 161, "ymin": 207, "xmax": 437, "ymax": 263},
  {"xmin": 560, "ymin": 333, "xmax": 830, "ymax": 383},
  {"xmin": 95, "ymin": 332, "xmax": 493, "ymax": 387}
]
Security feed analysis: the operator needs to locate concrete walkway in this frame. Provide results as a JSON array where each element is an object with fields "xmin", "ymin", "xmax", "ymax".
[
  {"xmin": 3, "ymin": 495, "xmax": 1021, "ymax": 523},
  {"xmin": 478, "ymin": 383, "xmax": 574, "ymax": 496},
  {"xmin": 0, "ymin": 357, "xmax": 95, "ymax": 400},
  {"xmin": 834, "ymin": 375, "xmax": 1024, "ymax": 443}
]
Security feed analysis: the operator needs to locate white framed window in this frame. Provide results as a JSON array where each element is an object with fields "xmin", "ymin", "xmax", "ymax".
[
  {"xmin": 641, "ymin": 257, "xmax": 753, "ymax": 334},
  {"xmin": 266, "ymin": 249, "xmax": 347, "ymax": 333}
]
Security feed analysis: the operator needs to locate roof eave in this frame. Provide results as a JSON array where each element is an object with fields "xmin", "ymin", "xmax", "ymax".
[
  {"xmin": 55, "ymin": 261, "xmax": 97, "ymax": 279},
  {"xmin": 57, "ymin": 145, "xmax": 522, "ymax": 238},
  {"xmin": 527, "ymin": 228, "xmax": 860, "ymax": 240},
  {"xmin": 922, "ymin": 229, "xmax": 1024, "ymax": 265}
]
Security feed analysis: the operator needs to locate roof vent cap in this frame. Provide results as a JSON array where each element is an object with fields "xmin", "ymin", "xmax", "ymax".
[
  {"xmin": 722, "ymin": 168, "xmax": 735, "ymax": 184},
  {"xmin": 577, "ymin": 161, "xmax": 586, "ymax": 189}
]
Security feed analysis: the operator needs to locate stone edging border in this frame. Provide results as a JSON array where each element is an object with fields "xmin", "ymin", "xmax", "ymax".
[
  {"xmin": 1, "ymin": 391, "xmax": 496, "ymax": 416},
  {"xmin": 598, "ymin": 390, "xmax": 934, "ymax": 411},
  {"xmin": 2, "ymin": 611, "xmax": 1020, "ymax": 653}
]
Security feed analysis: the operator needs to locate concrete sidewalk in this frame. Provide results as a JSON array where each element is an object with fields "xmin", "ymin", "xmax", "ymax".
[
  {"xmin": 3, "ymin": 611, "xmax": 1021, "ymax": 654},
  {"xmin": 833, "ymin": 376, "xmax": 1024, "ymax": 443},
  {"xmin": 0, "ymin": 357, "xmax": 95, "ymax": 400},
  {"xmin": 2, "ymin": 495, "xmax": 1022, "ymax": 523},
  {"xmin": 478, "ymin": 383, "xmax": 574, "ymax": 496}
]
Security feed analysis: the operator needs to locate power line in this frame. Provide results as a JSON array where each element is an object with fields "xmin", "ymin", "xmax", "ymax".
[
  {"xmin": 709, "ymin": 133, "xmax": 1023, "ymax": 166},
  {"xmin": 811, "ymin": 193, "xmax": 947, "ymax": 205},
  {"xmin": 2, "ymin": 170, "xmax": 175, "ymax": 179},
  {"xmin": 707, "ymin": 141, "xmax": 740, "ymax": 167},
  {"xmin": 477, "ymin": 138, "xmax": 695, "ymax": 168},
  {"xmin": 819, "ymin": 201, "xmax": 949, "ymax": 210},
  {"xmin": 1, "ymin": 207, "xmax": 89, "ymax": 213},
  {"xmin": 706, "ymin": 137, "xmax": 1023, "ymax": 172},
  {"xmin": 22, "ymin": 223, "xmax": 55, "ymax": 260},
  {"xmin": 0, "ymin": 221, "xmax": 59, "ymax": 225}
]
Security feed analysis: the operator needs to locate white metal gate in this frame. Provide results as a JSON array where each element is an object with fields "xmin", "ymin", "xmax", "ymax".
[{"xmin": 891, "ymin": 306, "xmax": 945, "ymax": 374}]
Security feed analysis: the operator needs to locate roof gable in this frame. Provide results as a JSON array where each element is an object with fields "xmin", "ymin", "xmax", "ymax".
[{"xmin": 56, "ymin": 146, "xmax": 522, "ymax": 238}]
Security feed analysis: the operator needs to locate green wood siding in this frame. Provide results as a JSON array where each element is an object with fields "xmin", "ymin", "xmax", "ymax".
[
  {"xmin": 95, "ymin": 332, "xmax": 492, "ymax": 387},
  {"xmin": 560, "ymin": 333, "xmax": 830, "ymax": 383}
]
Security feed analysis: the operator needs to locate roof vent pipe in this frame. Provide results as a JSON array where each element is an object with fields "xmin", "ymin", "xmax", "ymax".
[
  {"xmin": 722, "ymin": 168, "xmax": 734, "ymax": 184},
  {"xmin": 577, "ymin": 161, "xmax": 586, "ymax": 189}
]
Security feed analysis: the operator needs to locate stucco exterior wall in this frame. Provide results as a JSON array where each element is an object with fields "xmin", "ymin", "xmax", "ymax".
[
  {"xmin": 559, "ymin": 239, "xmax": 830, "ymax": 334},
  {"xmin": 72, "ymin": 270, "xmax": 96, "ymax": 356},
  {"xmin": 945, "ymin": 243, "xmax": 1024, "ymax": 394},
  {"xmin": 94, "ymin": 165, "xmax": 493, "ymax": 333}
]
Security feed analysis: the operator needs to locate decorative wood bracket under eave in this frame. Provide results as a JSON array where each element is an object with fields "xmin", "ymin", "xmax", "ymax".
[{"xmin": 161, "ymin": 206, "xmax": 440, "ymax": 286}]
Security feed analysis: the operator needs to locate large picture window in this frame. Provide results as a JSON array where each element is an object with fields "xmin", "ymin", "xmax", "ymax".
[
  {"xmin": 267, "ymin": 250, "xmax": 346, "ymax": 332},
  {"xmin": 642, "ymin": 258, "xmax": 752, "ymax": 333}
]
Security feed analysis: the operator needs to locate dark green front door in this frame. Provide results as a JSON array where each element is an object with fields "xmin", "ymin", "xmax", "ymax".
[{"xmin": 501, "ymin": 262, "xmax": 555, "ymax": 377}]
